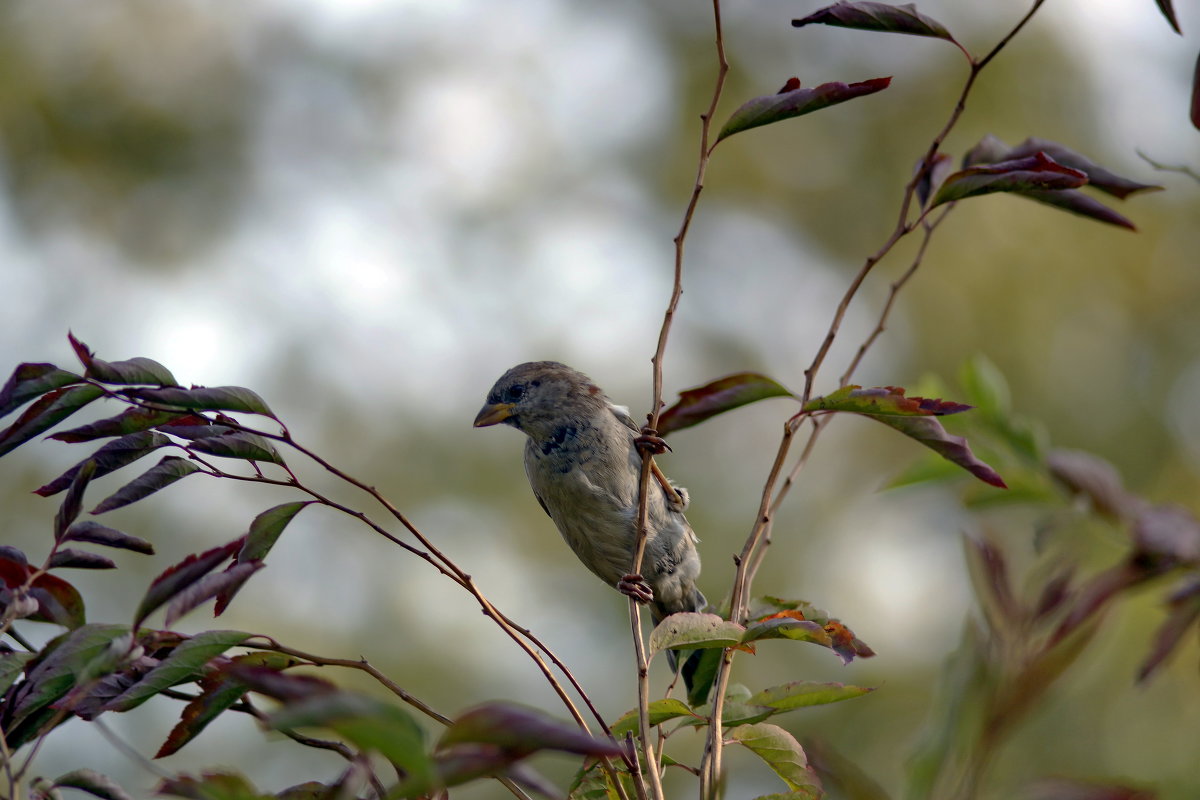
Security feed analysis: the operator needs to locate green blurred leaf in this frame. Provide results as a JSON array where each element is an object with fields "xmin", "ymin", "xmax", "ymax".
[
  {"xmin": 266, "ymin": 692, "xmax": 433, "ymax": 787},
  {"xmin": 187, "ymin": 432, "xmax": 282, "ymax": 464},
  {"xmin": 659, "ymin": 373, "xmax": 795, "ymax": 436},
  {"xmin": 62, "ymin": 521, "xmax": 154, "ymax": 555},
  {"xmin": 104, "ymin": 630, "xmax": 252, "ymax": 712},
  {"xmin": 0, "ymin": 384, "xmax": 106, "ymax": 458},
  {"xmin": 728, "ymin": 723, "xmax": 821, "ymax": 794},
  {"xmin": 156, "ymin": 771, "xmax": 269, "ymax": 800},
  {"xmin": 1139, "ymin": 577, "xmax": 1200, "ymax": 683},
  {"xmin": 610, "ymin": 698, "xmax": 699, "ymax": 736},
  {"xmin": 0, "ymin": 363, "xmax": 82, "ymax": 419},
  {"xmin": 51, "ymin": 769, "xmax": 136, "ymax": 800},
  {"xmin": 648, "ymin": 612, "xmax": 745, "ymax": 656},
  {"xmin": 133, "ymin": 538, "xmax": 243, "ymax": 629},
  {"xmin": 931, "ymin": 152, "xmax": 1087, "ymax": 207},
  {"xmin": 91, "ymin": 455, "xmax": 203, "ymax": 515},
  {"xmin": 793, "ymin": 2, "xmax": 954, "ymax": 42},
  {"xmin": 37, "ymin": 431, "xmax": 173, "ymax": 497},
  {"xmin": 716, "ymin": 77, "xmax": 891, "ymax": 143},
  {"xmin": 440, "ymin": 702, "xmax": 625, "ymax": 757},
  {"xmin": 742, "ymin": 616, "xmax": 831, "ymax": 647},
  {"xmin": 7, "ymin": 624, "xmax": 130, "ymax": 731},
  {"xmin": 0, "ymin": 651, "xmax": 36, "ymax": 694},
  {"xmin": 126, "ymin": 386, "xmax": 274, "ymax": 417},
  {"xmin": 748, "ymin": 681, "xmax": 873, "ymax": 711},
  {"xmin": 803, "ymin": 385, "xmax": 972, "ymax": 416}
]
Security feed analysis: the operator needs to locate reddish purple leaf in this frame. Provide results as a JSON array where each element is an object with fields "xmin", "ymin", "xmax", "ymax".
[
  {"xmin": 962, "ymin": 134, "xmax": 1013, "ymax": 167},
  {"xmin": 1155, "ymin": 0, "xmax": 1181, "ymax": 34},
  {"xmin": 1047, "ymin": 449, "xmax": 1136, "ymax": 521},
  {"xmin": 217, "ymin": 502, "xmax": 313, "ymax": 614},
  {"xmin": 1021, "ymin": 189, "xmax": 1136, "ymax": 231},
  {"xmin": 125, "ymin": 385, "xmax": 273, "ymax": 417},
  {"xmin": 63, "ymin": 521, "xmax": 154, "ymax": 555},
  {"xmin": 793, "ymin": 2, "xmax": 955, "ymax": 43},
  {"xmin": 1133, "ymin": 505, "xmax": 1200, "ymax": 567},
  {"xmin": 803, "ymin": 384, "xmax": 972, "ymax": 416},
  {"xmin": 0, "ymin": 555, "xmax": 87, "ymax": 628},
  {"xmin": 48, "ymin": 548, "xmax": 117, "ymax": 571},
  {"xmin": 0, "ymin": 384, "xmax": 106, "ymax": 458},
  {"xmin": 877, "ymin": 416, "xmax": 1006, "ymax": 488},
  {"xmin": 133, "ymin": 538, "xmax": 244, "ymax": 629},
  {"xmin": 931, "ymin": 152, "xmax": 1087, "ymax": 207},
  {"xmin": 90, "ymin": 456, "xmax": 202, "ymax": 515},
  {"xmin": 659, "ymin": 373, "xmax": 795, "ymax": 436},
  {"xmin": 439, "ymin": 703, "xmax": 626, "ymax": 758},
  {"xmin": 69, "ymin": 333, "xmax": 178, "ymax": 388},
  {"xmin": 0, "ymin": 363, "xmax": 82, "ymax": 419},
  {"xmin": 37, "ymin": 431, "xmax": 172, "ymax": 497},
  {"xmin": 52, "ymin": 408, "xmax": 191, "ymax": 444},
  {"xmin": 916, "ymin": 152, "xmax": 954, "ymax": 209},
  {"xmin": 1005, "ymin": 138, "xmax": 1161, "ymax": 199},
  {"xmin": 165, "ymin": 562, "xmax": 264, "ymax": 627},
  {"xmin": 716, "ymin": 77, "xmax": 892, "ymax": 143},
  {"xmin": 1192, "ymin": 50, "xmax": 1200, "ymax": 130},
  {"xmin": 222, "ymin": 663, "xmax": 337, "ymax": 702},
  {"xmin": 186, "ymin": 431, "xmax": 282, "ymax": 464},
  {"xmin": 1138, "ymin": 577, "xmax": 1200, "ymax": 683},
  {"xmin": 54, "ymin": 459, "xmax": 97, "ymax": 540}
]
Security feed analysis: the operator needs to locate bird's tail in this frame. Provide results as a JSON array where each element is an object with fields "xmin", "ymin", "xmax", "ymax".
[{"xmin": 651, "ymin": 586, "xmax": 709, "ymax": 698}]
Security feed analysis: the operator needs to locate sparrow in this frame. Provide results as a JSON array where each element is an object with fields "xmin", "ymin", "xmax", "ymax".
[{"xmin": 474, "ymin": 361, "xmax": 707, "ymax": 681}]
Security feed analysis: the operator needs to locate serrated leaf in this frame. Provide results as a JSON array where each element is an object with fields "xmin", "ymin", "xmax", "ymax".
[
  {"xmin": 54, "ymin": 459, "xmax": 97, "ymax": 539},
  {"xmin": 728, "ymin": 723, "xmax": 821, "ymax": 793},
  {"xmin": 126, "ymin": 386, "xmax": 274, "ymax": 417},
  {"xmin": 0, "ymin": 384, "xmax": 106, "ymax": 458},
  {"xmin": 52, "ymin": 408, "xmax": 193, "ymax": 444},
  {"xmin": 133, "ymin": 538, "xmax": 243, "ymax": 629},
  {"xmin": 869, "ymin": 415, "xmax": 1006, "ymax": 488},
  {"xmin": 0, "ymin": 363, "xmax": 83, "ymax": 419},
  {"xmin": 48, "ymin": 549, "xmax": 117, "ymax": 571},
  {"xmin": 931, "ymin": 152, "xmax": 1087, "ymax": 207},
  {"xmin": 51, "ymin": 769, "xmax": 136, "ymax": 800},
  {"xmin": 748, "ymin": 681, "xmax": 873, "ymax": 711},
  {"xmin": 803, "ymin": 385, "xmax": 971, "ymax": 416},
  {"xmin": 164, "ymin": 562, "xmax": 264, "ymax": 627},
  {"xmin": 659, "ymin": 373, "xmax": 795, "ymax": 436},
  {"xmin": 36, "ymin": 431, "xmax": 174, "ymax": 497},
  {"xmin": 104, "ymin": 630, "xmax": 252, "ymax": 712},
  {"xmin": 187, "ymin": 432, "xmax": 282, "ymax": 464},
  {"xmin": 1004, "ymin": 137, "xmax": 1161, "ymax": 199},
  {"xmin": 91, "ymin": 456, "xmax": 203, "ymax": 515},
  {"xmin": 610, "ymin": 698, "xmax": 699, "ymax": 736},
  {"xmin": 793, "ymin": 1, "xmax": 954, "ymax": 43},
  {"xmin": 717, "ymin": 77, "xmax": 891, "ymax": 143},
  {"xmin": 62, "ymin": 521, "xmax": 154, "ymax": 555},
  {"xmin": 648, "ymin": 612, "xmax": 746, "ymax": 657},
  {"xmin": 1020, "ymin": 189, "xmax": 1136, "ymax": 230}
]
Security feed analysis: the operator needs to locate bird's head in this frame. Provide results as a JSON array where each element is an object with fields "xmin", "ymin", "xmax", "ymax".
[{"xmin": 473, "ymin": 361, "xmax": 607, "ymax": 438}]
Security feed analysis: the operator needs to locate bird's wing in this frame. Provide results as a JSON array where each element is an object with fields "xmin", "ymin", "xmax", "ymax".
[{"xmin": 532, "ymin": 489, "xmax": 552, "ymax": 519}]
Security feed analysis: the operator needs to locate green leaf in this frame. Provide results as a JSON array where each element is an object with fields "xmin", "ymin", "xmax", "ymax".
[
  {"xmin": 91, "ymin": 455, "xmax": 203, "ymax": 515},
  {"xmin": 793, "ymin": 2, "xmax": 955, "ymax": 43},
  {"xmin": 216, "ymin": 502, "xmax": 313, "ymax": 615},
  {"xmin": 648, "ymin": 613, "xmax": 746, "ymax": 657},
  {"xmin": 610, "ymin": 698, "xmax": 699, "ymax": 736},
  {"xmin": 659, "ymin": 373, "xmax": 795, "ymax": 436},
  {"xmin": 104, "ymin": 630, "xmax": 252, "ymax": 712},
  {"xmin": 742, "ymin": 615, "xmax": 831, "ymax": 647},
  {"xmin": 7, "ymin": 624, "xmax": 131, "ymax": 731},
  {"xmin": 266, "ymin": 692, "xmax": 433, "ymax": 787},
  {"xmin": 931, "ymin": 152, "xmax": 1087, "ymax": 208},
  {"xmin": 0, "ymin": 363, "xmax": 82, "ymax": 419},
  {"xmin": 62, "ymin": 521, "xmax": 154, "ymax": 555},
  {"xmin": 126, "ymin": 386, "xmax": 274, "ymax": 417},
  {"xmin": 0, "ymin": 651, "xmax": 37, "ymax": 694},
  {"xmin": 133, "ymin": 538, "xmax": 243, "ymax": 629},
  {"xmin": 716, "ymin": 77, "xmax": 891, "ymax": 143},
  {"xmin": 0, "ymin": 384, "xmax": 106, "ymax": 458},
  {"xmin": 37, "ymin": 431, "xmax": 173, "ymax": 497},
  {"xmin": 747, "ymin": 681, "xmax": 873, "ymax": 711},
  {"xmin": 728, "ymin": 723, "xmax": 821, "ymax": 794},
  {"xmin": 51, "ymin": 408, "xmax": 195, "ymax": 443},
  {"xmin": 803, "ymin": 385, "xmax": 971, "ymax": 416},
  {"xmin": 187, "ymin": 432, "xmax": 282, "ymax": 464},
  {"xmin": 55, "ymin": 459, "xmax": 97, "ymax": 539},
  {"xmin": 51, "ymin": 769, "xmax": 136, "ymax": 800},
  {"xmin": 69, "ymin": 334, "xmax": 178, "ymax": 388},
  {"xmin": 156, "ymin": 771, "xmax": 268, "ymax": 800}
]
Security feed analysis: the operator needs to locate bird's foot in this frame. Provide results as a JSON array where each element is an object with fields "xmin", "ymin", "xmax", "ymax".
[
  {"xmin": 618, "ymin": 574, "xmax": 655, "ymax": 604},
  {"xmin": 634, "ymin": 432, "xmax": 672, "ymax": 456}
]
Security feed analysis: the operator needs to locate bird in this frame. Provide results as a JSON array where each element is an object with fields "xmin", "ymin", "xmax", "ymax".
[{"xmin": 474, "ymin": 361, "xmax": 707, "ymax": 684}]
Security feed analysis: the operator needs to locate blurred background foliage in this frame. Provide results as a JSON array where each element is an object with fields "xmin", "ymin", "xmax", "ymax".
[{"xmin": 1, "ymin": 0, "xmax": 1197, "ymax": 797}]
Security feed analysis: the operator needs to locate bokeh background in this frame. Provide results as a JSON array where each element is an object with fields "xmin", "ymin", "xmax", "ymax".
[{"xmin": 2, "ymin": 0, "xmax": 1198, "ymax": 797}]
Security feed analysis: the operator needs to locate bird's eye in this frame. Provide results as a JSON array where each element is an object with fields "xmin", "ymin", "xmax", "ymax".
[{"xmin": 506, "ymin": 384, "xmax": 525, "ymax": 402}]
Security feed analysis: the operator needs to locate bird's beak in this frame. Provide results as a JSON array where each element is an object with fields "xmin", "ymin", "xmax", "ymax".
[{"xmin": 473, "ymin": 402, "xmax": 515, "ymax": 427}]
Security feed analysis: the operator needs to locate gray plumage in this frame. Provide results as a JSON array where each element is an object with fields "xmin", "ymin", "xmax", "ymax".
[{"xmin": 473, "ymin": 361, "xmax": 706, "ymax": 630}]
